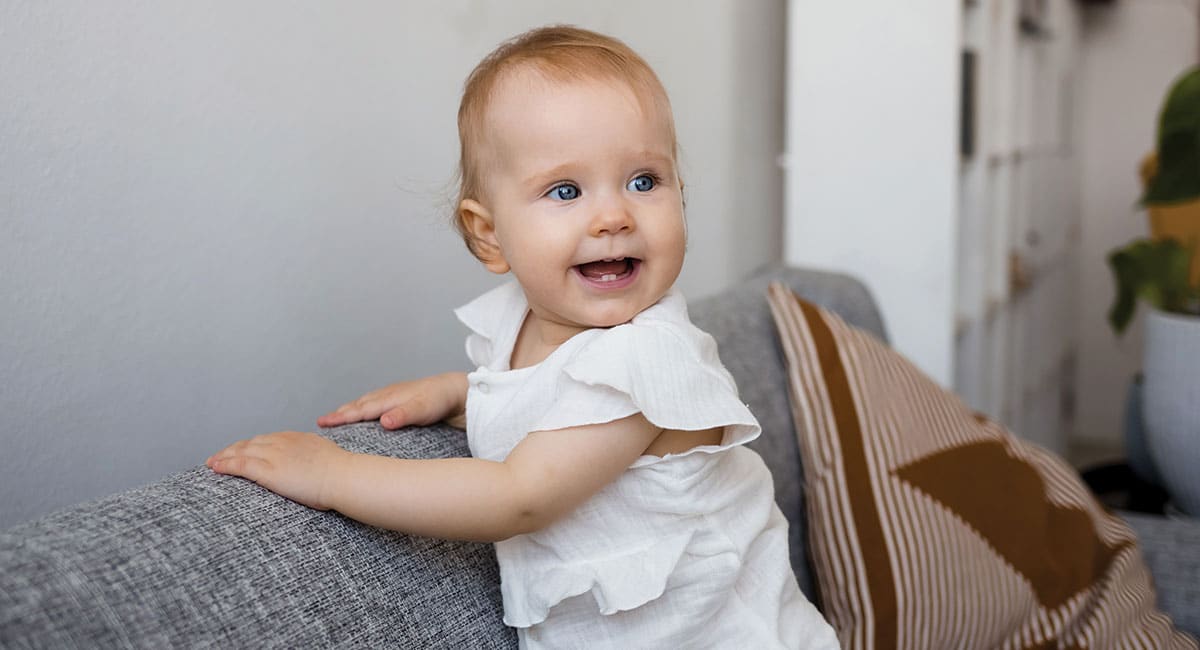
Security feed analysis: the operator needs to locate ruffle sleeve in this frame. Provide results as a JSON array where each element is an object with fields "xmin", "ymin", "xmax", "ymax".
[
  {"xmin": 532, "ymin": 320, "xmax": 761, "ymax": 456},
  {"xmin": 453, "ymin": 281, "xmax": 526, "ymax": 369}
]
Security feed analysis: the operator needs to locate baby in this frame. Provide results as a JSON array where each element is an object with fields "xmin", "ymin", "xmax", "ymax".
[{"xmin": 208, "ymin": 25, "xmax": 837, "ymax": 649}]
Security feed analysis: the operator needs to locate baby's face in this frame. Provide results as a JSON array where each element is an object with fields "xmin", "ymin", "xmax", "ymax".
[{"xmin": 475, "ymin": 70, "xmax": 685, "ymax": 333}]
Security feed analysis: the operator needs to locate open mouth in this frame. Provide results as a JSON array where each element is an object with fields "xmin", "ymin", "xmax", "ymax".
[{"xmin": 574, "ymin": 257, "xmax": 641, "ymax": 289}]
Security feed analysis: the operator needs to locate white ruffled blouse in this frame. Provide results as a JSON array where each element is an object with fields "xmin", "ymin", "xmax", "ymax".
[{"xmin": 454, "ymin": 281, "xmax": 838, "ymax": 649}]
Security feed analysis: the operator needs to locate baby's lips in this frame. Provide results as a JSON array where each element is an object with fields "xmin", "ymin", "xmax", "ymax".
[{"xmin": 572, "ymin": 254, "xmax": 642, "ymax": 266}]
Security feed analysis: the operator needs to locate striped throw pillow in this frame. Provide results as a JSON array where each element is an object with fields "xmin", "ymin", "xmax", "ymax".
[{"xmin": 766, "ymin": 283, "xmax": 1196, "ymax": 650}]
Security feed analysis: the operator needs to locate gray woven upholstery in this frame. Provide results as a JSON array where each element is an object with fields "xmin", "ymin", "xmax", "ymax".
[
  {"xmin": 0, "ymin": 423, "xmax": 513, "ymax": 648},
  {"xmin": 1123, "ymin": 512, "xmax": 1200, "ymax": 636},
  {"xmin": 3, "ymin": 265, "xmax": 1198, "ymax": 646}
]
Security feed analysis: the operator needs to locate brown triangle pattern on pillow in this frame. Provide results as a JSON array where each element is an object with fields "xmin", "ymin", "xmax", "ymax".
[{"xmin": 766, "ymin": 283, "xmax": 1197, "ymax": 650}]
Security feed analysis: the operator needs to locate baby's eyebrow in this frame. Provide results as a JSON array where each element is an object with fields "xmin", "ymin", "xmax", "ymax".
[
  {"xmin": 522, "ymin": 163, "xmax": 576, "ymax": 190},
  {"xmin": 635, "ymin": 152, "xmax": 676, "ymax": 174}
]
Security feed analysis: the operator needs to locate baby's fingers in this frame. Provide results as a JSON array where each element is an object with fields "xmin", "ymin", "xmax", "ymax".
[
  {"xmin": 206, "ymin": 438, "xmax": 249, "ymax": 464},
  {"xmin": 316, "ymin": 403, "xmax": 359, "ymax": 427},
  {"xmin": 381, "ymin": 393, "xmax": 443, "ymax": 429},
  {"xmin": 379, "ymin": 405, "xmax": 408, "ymax": 429},
  {"xmin": 316, "ymin": 409, "xmax": 352, "ymax": 427},
  {"xmin": 317, "ymin": 399, "xmax": 382, "ymax": 428},
  {"xmin": 208, "ymin": 454, "xmax": 272, "ymax": 480},
  {"xmin": 206, "ymin": 441, "xmax": 272, "ymax": 480}
]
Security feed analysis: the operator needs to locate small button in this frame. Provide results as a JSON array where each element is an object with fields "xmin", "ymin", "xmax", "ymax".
[{"xmin": 476, "ymin": 381, "xmax": 490, "ymax": 394}]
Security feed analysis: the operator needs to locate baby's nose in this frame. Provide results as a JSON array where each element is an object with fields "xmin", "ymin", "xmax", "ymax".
[{"xmin": 588, "ymin": 201, "xmax": 636, "ymax": 236}]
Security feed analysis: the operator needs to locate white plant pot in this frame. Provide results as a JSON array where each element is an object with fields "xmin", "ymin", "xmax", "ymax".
[{"xmin": 1142, "ymin": 308, "xmax": 1200, "ymax": 515}]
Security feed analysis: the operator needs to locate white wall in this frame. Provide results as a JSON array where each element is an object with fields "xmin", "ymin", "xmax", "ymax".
[
  {"xmin": 784, "ymin": 0, "xmax": 961, "ymax": 385},
  {"xmin": 0, "ymin": 1, "xmax": 786, "ymax": 529},
  {"xmin": 953, "ymin": 1, "xmax": 1086, "ymax": 455},
  {"xmin": 1075, "ymin": 0, "xmax": 1199, "ymax": 448}
]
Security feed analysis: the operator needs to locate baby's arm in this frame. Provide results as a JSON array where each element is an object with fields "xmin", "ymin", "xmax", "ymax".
[
  {"xmin": 316, "ymin": 372, "xmax": 468, "ymax": 430},
  {"xmin": 206, "ymin": 413, "xmax": 662, "ymax": 542}
]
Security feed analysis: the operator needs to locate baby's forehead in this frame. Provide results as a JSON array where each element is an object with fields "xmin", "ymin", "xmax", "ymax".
[
  {"xmin": 489, "ymin": 63, "xmax": 657, "ymax": 111},
  {"xmin": 476, "ymin": 64, "xmax": 673, "ymax": 141},
  {"xmin": 493, "ymin": 87, "xmax": 669, "ymax": 160}
]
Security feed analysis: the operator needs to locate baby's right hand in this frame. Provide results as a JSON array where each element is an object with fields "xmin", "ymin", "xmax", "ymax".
[{"xmin": 316, "ymin": 372, "xmax": 468, "ymax": 431}]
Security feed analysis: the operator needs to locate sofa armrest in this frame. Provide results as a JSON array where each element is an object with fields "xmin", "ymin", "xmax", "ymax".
[
  {"xmin": 1121, "ymin": 511, "xmax": 1200, "ymax": 636},
  {"xmin": 0, "ymin": 423, "xmax": 516, "ymax": 648}
]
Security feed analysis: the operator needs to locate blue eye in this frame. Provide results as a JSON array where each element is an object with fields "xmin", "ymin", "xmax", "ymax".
[
  {"xmin": 627, "ymin": 175, "xmax": 656, "ymax": 192},
  {"xmin": 549, "ymin": 184, "xmax": 580, "ymax": 201}
]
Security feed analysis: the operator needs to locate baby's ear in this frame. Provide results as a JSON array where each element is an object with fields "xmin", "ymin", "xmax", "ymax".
[{"xmin": 459, "ymin": 199, "xmax": 510, "ymax": 274}]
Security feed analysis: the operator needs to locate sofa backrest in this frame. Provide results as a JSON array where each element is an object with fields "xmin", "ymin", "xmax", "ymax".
[{"xmin": 0, "ymin": 422, "xmax": 515, "ymax": 648}]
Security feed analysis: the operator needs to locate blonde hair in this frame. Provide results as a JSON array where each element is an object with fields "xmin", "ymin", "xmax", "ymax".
[{"xmin": 452, "ymin": 25, "xmax": 678, "ymax": 259}]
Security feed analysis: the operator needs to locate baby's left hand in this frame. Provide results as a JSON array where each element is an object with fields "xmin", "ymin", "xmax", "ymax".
[{"xmin": 206, "ymin": 431, "xmax": 349, "ymax": 511}]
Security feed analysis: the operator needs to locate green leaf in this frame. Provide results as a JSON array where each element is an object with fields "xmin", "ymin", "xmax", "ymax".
[
  {"xmin": 1108, "ymin": 248, "xmax": 1140, "ymax": 334},
  {"xmin": 1107, "ymin": 238, "xmax": 1196, "ymax": 335}
]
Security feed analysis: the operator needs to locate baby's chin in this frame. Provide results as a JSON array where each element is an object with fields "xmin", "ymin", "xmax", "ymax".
[
  {"xmin": 576, "ymin": 298, "xmax": 659, "ymax": 329},
  {"xmin": 587, "ymin": 313, "xmax": 636, "ymax": 329}
]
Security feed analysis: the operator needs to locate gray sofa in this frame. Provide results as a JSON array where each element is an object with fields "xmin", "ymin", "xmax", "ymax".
[{"xmin": 2, "ymin": 266, "xmax": 1198, "ymax": 647}]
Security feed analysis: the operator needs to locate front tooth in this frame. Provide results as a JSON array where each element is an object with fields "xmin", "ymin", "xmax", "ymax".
[{"xmin": 601, "ymin": 274, "xmax": 617, "ymax": 282}]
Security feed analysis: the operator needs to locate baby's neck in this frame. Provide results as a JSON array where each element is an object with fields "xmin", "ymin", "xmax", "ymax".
[{"xmin": 509, "ymin": 311, "xmax": 591, "ymax": 370}]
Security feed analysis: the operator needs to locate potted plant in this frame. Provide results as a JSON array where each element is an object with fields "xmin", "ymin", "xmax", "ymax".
[{"xmin": 1108, "ymin": 65, "xmax": 1200, "ymax": 514}]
